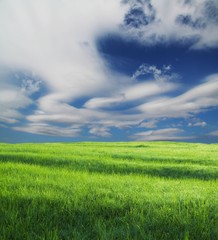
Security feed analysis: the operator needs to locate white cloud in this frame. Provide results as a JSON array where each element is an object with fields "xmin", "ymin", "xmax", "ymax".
[
  {"xmin": 0, "ymin": 116, "xmax": 19, "ymax": 124},
  {"xmin": 84, "ymin": 81, "xmax": 177, "ymax": 109},
  {"xmin": 125, "ymin": 81, "xmax": 177, "ymax": 100},
  {"xmin": 84, "ymin": 64, "xmax": 179, "ymax": 110},
  {"xmin": 137, "ymin": 74, "xmax": 218, "ymax": 119},
  {"xmin": 21, "ymin": 79, "xmax": 41, "ymax": 96},
  {"xmin": 132, "ymin": 63, "xmax": 175, "ymax": 83},
  {"xmin": 208, "ymin": 130, "xmax": 218, "ymax": 137},
  {"xmin": 89, "ymin": 127, "xmax": 111, "ymax": 137},
  {"xmin": 139, "ymin": 120, "xmax": 158, "ymax": 129},
  {"xmin": 131, "ymin": 128, "xmax": 192, "ymax": 141},
  {"xmin": 123, "ymin": 0, "xmax": 218, "ymax": 49},
  {"xmin": 0, "ymin": 0, "xmax": 126, "ymax": 127},
  {"xmin": 13, "ymin": 123, "xmax": 80, "ymax": 137},
  {"xmin": 0, "ymin": 85, "xmax": 33, "ymax": 124},
  {"xmin": 0, "ymin": 0, "xmax": 217, "ymax": 138},
  {"xmin": 188, "ymin": 121, "xmax": 207, "ymax": 127}
]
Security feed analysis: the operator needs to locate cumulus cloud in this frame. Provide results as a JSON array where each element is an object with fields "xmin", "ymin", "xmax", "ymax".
[
  {"xmin": 131, "ymin": 128, "xmax": 192, "ymax": 141},
  {"xmin": 132, "ymin": 64, "xmax": 176, "ymax": 83}
]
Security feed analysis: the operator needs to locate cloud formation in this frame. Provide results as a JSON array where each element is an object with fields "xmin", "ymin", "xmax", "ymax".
[
  {"xmin": 0, "ymin": 0, "xmax": 217, "ymax": 140},
  {"xmin": 137, "ymin": 74, "xmax": 218, "ymax": 119},
  {"xmin": 208, "ymin": 130, "xmax": 218, "ymax": 137},
  {"xmin": 123, "ymin": 0, "xmax": 218, "ymax": 49},
  {"xmin": 188, "ymin": 121, "xmax": 207, "ymax": 127},
  {"xmin": 89, "ymin": 127, "xmax": 112, "ymax": 138},
  {"xmin": 14, "ymin": 123, "xmax": 81, "ymax": 137},
  {"xmin": 0, "ymin": 81, "xmax": 33, "ymax": 124},
  {"xmin": 131, "ymin": 128, "xmax": 191, "ymax": 141}
]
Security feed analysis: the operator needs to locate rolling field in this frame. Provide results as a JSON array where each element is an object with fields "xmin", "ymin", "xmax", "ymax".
[{"xmin": 0, "ymin": 142, "xmax": 217, "ymax": 240}]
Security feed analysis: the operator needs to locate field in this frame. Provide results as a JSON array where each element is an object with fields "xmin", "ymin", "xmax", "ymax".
[{"xmin": 0, "ymin": 142, "xmax": 217, "ymax": 240}]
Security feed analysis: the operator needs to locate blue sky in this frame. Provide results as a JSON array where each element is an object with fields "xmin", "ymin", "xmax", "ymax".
[{"xmin": 0, "ymin": 0, "xmax": 218, "ymax": 143}]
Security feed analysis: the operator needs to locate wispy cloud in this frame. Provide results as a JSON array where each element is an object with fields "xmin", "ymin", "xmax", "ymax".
[
  {"xmin": 84, "ymin": 64, "xmax": 179, "ymax": 110},
  {"xmin": 13, "ymin": 123, "xmax": 81, "ymax": 137},
  {"xmin": 0, "ymin": 84, "xmax": 33, "ymax": 124},
  {"xmin": 139, "ymin": 120, "xmax": 158, "ymax": 129},
  {"xmin": 137, "ymin": 74, "xmax": 218, "ymax": 119},
  {"xmin": 208, "ymin": 130, "xmax": 218, "ymax": 137},
  {"xmin": 0, "ymin": 0, "xmax": 217, "ymax": 140},
  {"xmin": 0, "ymin": 0, "xmax": 126, "ymax": 127},
  {"xmin": 131, "ymin": 128, "xmax": 192, "ymax": 141}
]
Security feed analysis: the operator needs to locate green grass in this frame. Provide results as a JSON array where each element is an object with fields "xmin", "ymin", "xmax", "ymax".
[{"xmin": 0, "ymin": 142, "xmax": 217, "ymax": 240}]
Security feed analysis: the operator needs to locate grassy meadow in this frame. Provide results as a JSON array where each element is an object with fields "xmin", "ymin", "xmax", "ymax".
[{"xmin": 0, "ymin": 142, "xmax": 217, "ymax": 240}]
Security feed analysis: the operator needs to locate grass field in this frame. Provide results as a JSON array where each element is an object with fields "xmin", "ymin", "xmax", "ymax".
[{"xmin": 0, "ymin": 142, "xmax": 217, "ymax": 240}]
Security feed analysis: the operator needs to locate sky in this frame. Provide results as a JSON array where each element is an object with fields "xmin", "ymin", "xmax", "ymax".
[{"xmin": 0, "ymin": 0, "xmax": 218, "ymax": 143}]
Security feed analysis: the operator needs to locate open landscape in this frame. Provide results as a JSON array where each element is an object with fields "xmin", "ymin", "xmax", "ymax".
[
  {"xmin": 0, "ymin": 142, "xmax": 217, "ymax": 239},
  {"xmin": 1, "ymin": 0, "xmax": 218, "ymax": 239}
]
